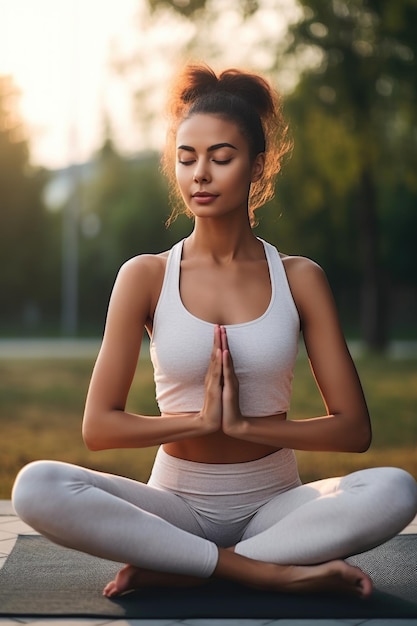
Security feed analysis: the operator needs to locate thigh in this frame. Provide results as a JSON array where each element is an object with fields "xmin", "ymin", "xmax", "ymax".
[
  {"xmin": 14, "ymin": 459, "xmax": 204, "ymax": 537},
  {"xmin": 13, "ymin": 459, "xmax": 219, "ymax": 575},
  {"xmin": 73, "ymin": 462, "xmax": 207, "ymax": 535},
  {"xmin": 241, "ymin": 479, "xmax": 326, "ymax": 540},
  {"xmin": 236, "ymin": 467, "xmax": 417, "ymax": 564}
]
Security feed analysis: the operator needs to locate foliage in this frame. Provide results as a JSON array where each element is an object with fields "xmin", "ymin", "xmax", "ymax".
[
  {"xmin": 146, "ymin": 0, "xmax": 262, "ymax": 19},
  {"xmin": 277, "ymin": 0, "xmax": 417, "ymax": 348},
  {"xmin": 76, "ymin": 138, "xmax": 192, "ymax": 329},
  {"xmin": 0, "ymin": 76, "xmax": 50, "ymax": 331}
]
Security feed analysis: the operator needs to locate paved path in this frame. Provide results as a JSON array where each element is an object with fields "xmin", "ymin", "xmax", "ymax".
[
  {"xmin": 1, "ymin": 338, "xmax": 416, "ymax": 359},
  {"xmin": 0, "ymin": 338, "xmax": 102, "ymax": 359}
]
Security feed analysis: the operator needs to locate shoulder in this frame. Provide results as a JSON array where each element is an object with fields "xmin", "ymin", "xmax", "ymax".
[
  {"xmin": 118, "ymin": 250, "xmax": 169, "ymax": 284},
  {"xmin": 263, "ymin": 241, "xmax": 324, "ymax": 284},
  {"xmin": 281, "ymin": 253, "xmax": 328, "ymax": 293},
  {"xmin": 109, "ymin": 250, "xmax": 170, "ymax": 322},
  {"xmin": 280, "ymin": 253, "xmax": 323, "ymax": 277},
  {"xmin": 280, "ymin": 254, "xmax": 334, "ymax": 323},
  {"xmin": 120, "ymin": 249, "xmax": 169, "ymax": 275}
]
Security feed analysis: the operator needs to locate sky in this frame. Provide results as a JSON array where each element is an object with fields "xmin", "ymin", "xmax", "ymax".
[
  {"xmin": 0, "ymin": 0, "xmax": 140, "ymax": 169},
  {"xmin": 0, "ymin": 0, "xmax": 300, "ymax": 170}
]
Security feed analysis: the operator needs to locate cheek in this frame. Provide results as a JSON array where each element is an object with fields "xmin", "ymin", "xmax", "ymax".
[
  {"xmin": 226, "ymin": 164, "xmax": 252, "ymax": 189},
  {"xmin": 175, "ymin": 165, "xmax": 187, "ymax": 191}
]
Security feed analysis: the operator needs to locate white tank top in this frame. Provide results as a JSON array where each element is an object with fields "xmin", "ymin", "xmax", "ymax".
[{"xmin": 150, "ymin": 238, "xmax": 300, "ymax": 416}]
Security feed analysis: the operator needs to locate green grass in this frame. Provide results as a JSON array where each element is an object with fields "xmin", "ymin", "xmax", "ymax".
[{"xmin": 1, "ymin": 354, "xmax": 416, "ymax": 498}]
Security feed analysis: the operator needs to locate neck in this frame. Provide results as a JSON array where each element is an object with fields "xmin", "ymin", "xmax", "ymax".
[{"xmin": 186, "ymin": 216, "xmax": 260, "ymax": 262}]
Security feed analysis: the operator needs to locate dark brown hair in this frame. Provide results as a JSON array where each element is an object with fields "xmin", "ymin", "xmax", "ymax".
[{"xmin": 162, "ymin": 64, "xmax": 292, "ymax": 226}]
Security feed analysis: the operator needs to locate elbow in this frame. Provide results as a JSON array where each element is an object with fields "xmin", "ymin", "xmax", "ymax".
[
  {"xmin": 82, "ymin": 427, "xmax": 101, "ymax": 451},
  {"xmin": 83, "ymin": 438, "xmax": 102, "ymax": 452},
  {"xmin": 353, "ymin": 438, "xmax": 371, "ymax": 454},
  {"xmin": 82, "ymin": 416, "xmax": 107, "ymax": 451},
  {"xmin": 350, "ymin": 424, "xmax": 372, "ymax": 453},
  {"xmin": 360, "ymin": 431, "xmax": 372, "ymax": 453}
]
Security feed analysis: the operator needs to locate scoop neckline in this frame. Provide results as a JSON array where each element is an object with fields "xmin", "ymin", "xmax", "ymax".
[{"xmin": 176, "ymin": 238, "xmax": 275, "ymax": 328}]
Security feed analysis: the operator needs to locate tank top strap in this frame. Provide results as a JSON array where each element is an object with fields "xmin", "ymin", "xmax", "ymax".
[
  {"xmin": 258, "ymin": 238, "xmax": 299, "ymax": 321},
  {"xmin": 154, "ymin": 239, "xmax": 184, "ymax": 320}
]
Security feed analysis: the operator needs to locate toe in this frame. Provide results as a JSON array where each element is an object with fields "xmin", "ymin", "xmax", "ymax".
[{"xmin": 103, "ymin": 581, "xmax": 118, "ymax": 597}]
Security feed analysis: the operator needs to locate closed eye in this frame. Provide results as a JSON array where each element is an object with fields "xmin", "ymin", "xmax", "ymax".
[{"xmin": 213, "ymin": 158, "xmax": 232, "ymax": 165}]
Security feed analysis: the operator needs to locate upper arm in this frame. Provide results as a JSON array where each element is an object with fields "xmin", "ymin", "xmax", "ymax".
[
  {"xmin": 284, "ymin": 257, "xmax": 370, "ymax": 432},
  {"xmin": 83, "ymin": 255, "xmax": 163, "ymax": 423}
]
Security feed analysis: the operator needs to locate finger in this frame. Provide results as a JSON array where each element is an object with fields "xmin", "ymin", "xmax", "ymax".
[
  {"xmin": 220, "ymin": 325, "xmax": 228, "ymax": 352},
  {"xmin": 210, "ymin": 346, "xmax": 222, "ymax": 375},
  {"xmin": 220, "ymin": 326, "xmax": 235, "ymax": 371},
  {"xmin": 213, "ymin": 324, "xmax": 222, "ymax": 352},
  {"xmin": 209, "ymin": 325, "xmax": 221, "ymax": 364},
  {"xmin": 222, "ymin": 349, "xmax": 237, "ymax": 387},
  {"xmin": 222, "ymin": 349, "xmax": 240, "ymax": 418}
]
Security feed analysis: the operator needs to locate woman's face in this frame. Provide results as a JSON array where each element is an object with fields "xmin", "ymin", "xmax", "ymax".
[{"xmin": 175, "ymin": 113, "xmax": 264, "ymax": 221}]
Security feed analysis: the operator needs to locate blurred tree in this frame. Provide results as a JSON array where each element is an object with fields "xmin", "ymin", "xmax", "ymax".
[
  {"xmin": 147, "ymin": 0, "xmax": 208, "ymax": 17},
  {"xmin": 281, "ymin": 0, "xmax": 417, "ymax": 349},
  {"xmin": 77, "ymin": 134, "xmax": 191, "ymax": 331},
  {"xmin": 0, "ymin": 75, "xmax": 50, "ymax": 333}
]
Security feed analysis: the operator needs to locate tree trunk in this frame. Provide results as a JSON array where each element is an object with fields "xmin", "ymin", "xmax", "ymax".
[{"xmin": 357, "ymin": 167, "xmax": 387, "ymax": 351}]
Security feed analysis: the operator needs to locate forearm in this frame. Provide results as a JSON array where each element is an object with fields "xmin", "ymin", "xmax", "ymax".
[
  {"xmin": 82, "ymin": 410, "xmax": 212, "ymax": 451},
  {"xmin": 225, "ymin": 413, "xmax": 371, "ymax": 453}
]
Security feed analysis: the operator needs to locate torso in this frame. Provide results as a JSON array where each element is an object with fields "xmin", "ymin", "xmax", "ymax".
[{"xmin": 144, "ymin": 237, "xmax": 299, "ymax": 464}]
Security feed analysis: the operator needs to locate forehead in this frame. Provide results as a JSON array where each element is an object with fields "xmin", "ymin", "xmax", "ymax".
[{"xmin": 176, "ymin": 113, "xmax": 248, "ymax": 148}]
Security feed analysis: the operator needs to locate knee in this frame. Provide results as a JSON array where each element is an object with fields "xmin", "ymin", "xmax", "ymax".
[
  {"xmin": 391, "ymin": 467, "xmax": 417, "ymax": 506},
  {"xmin": 12, "ymin": 460, "xmax": 66, "ymax": 525},
  {"xmin": 374, "ymin": 467, "xmax": 417, "ymax": 521}
]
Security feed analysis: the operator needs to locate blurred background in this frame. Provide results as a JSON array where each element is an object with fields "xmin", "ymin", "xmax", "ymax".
[
  {"xmin": 1, "ymin": 0, "xmax": 416, "ymax": 496},
  {"xmin": 1, "ymin": 0, "xmax": 417, "ymax": 345}
]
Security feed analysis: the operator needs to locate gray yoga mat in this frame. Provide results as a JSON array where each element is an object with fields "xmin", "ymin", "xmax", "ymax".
[{"xmin": 0, "ymin": 534, "xmax": 416, "ymax": 618}]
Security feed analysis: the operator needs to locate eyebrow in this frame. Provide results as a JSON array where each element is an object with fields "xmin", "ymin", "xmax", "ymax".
[{"xmin": 177, "ymin": 142, "xmax": 238, "ymax": 152}]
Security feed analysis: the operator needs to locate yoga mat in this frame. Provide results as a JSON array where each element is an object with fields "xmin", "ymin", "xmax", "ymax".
[{"xmin": 0, "ymin": 534, "xmax": 416, "ymax": 618}]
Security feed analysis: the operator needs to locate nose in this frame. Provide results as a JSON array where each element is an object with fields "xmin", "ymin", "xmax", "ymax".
[{"xmin": 193, "ymin": 159, "xmax": 210, "ymax": 183}]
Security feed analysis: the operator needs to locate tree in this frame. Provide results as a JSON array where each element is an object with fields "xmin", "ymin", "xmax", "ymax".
[
  {"xmin": 77, "ymin": 134, "xmax": 191, "ymax": 330},
  {"xmin": 283, "ymin": 0, "xmax": 417, "ymax": 349},
  {"xmin": 0, "ymin": 75, "xmax": 49, "ymax": 332}
]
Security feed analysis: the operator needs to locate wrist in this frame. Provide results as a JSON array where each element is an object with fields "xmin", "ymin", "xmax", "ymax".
[
  {"xmin": 194, "ymin": 412, "xmax": 221, "ymax": 435},
  {"xmin": 223, "ymin": 413, "xmax": 246, "ymax": 438}
]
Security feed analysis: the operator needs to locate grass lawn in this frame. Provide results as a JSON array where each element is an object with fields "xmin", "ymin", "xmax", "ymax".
[{"xmin": 1, "ymin": 351, "xmax": 416, "ymax": 499}]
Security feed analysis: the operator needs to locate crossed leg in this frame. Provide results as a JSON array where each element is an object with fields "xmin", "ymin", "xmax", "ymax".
[
  {"xmin": 12, "ymin": 461, "xmax": 417, "ymax": 599},
  {"xmin": 105, "ymin": 466, "xmax": 417, "ymax": 598}
]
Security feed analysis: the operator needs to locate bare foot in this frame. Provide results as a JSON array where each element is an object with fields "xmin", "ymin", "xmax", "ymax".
[
  {"xmin": 103, "ymin": 564, "xmax": 205, "ymax": 597},
  {"xmin": 215, "ymin": 550, "xmax": 373, "ymax": 598},
  {"xmin": 103, "ymin": 555, "xmax": 372, "ymax": 599},
  {"xmin": 264, "ymin": 561, "xmax": 373, "ymax": 597}
]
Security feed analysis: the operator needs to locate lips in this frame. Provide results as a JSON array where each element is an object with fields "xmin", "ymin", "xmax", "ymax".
[
  {"xmin": 191, "ymin": 191, "xmax": 219, "ymax": 205},
  {"xmin": 192, "ymin": 191, "xmax": 217, "ymax": 198}
]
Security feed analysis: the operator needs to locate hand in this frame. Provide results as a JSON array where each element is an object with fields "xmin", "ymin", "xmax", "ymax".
[
  {"xmin": 199, "ymin": 325, "xmax": 223, "ymax": 433},
  {"xmin": 220, "ymin": 326, "xmax": 243, "ymax": 436}
]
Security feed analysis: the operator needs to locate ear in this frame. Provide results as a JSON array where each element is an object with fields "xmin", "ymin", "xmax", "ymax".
[{"xmin": 251, "ymin": 152, "xmax": 265, "ymax": 183}]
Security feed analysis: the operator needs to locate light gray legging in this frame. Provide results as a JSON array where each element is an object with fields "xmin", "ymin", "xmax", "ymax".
[{"xmin": 12, "ymin": 447, "xmax": 417, "ymax": 578}]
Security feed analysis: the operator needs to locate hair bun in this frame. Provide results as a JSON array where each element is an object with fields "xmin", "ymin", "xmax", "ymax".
[
  {"xmin": 169, "ymin": 64, "xmax": 218, "ymax": 116},
  {"xmin": 217, "ymin": 69, "xmax": 275, "ymax": 119},
  {"xmin": 169, "ymin": 65, "xmax": 275, "ymax": 121}
]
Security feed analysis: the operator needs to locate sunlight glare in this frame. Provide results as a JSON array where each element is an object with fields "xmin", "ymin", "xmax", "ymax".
[{"xmin": 0, "ymin": 0, "xmax": 139, "ymax": 168}]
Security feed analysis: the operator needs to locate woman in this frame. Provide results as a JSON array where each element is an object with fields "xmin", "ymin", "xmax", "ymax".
[{"xmin": 12, "ymin": 64, "xmax": 417, "ymax": 599}]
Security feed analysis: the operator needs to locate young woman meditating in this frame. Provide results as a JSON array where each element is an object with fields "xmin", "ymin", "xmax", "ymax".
[{"xmin": 12, "ymin": 64, "xmax": 417, "ymax": 599}]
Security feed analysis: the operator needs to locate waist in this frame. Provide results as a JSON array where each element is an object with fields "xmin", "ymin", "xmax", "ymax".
[
  {"xmin": 162, "ymin": 427, "xmax": 284, "ymax": 464},
  {"xmin": 148, "ymin": 446, "xmax": 302, "ymax": 498}
]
